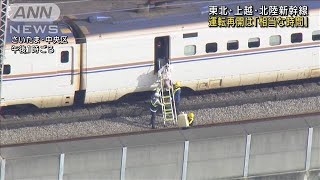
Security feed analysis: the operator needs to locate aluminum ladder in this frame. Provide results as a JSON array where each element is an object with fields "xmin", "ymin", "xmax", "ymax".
[
  {"xmin": 157, "ymin": 63, "xmax": 177, "ymax": 125},
  {"xmin": 0, "ymin": 0, "xmax": 9, "ymax": 108}
]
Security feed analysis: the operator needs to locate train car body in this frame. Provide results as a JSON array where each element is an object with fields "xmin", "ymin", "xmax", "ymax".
[
  {"xmin": 79, "ymin": 1, "xmax": 320, "ymax": 104},
  {"xmin": 1, "ymin": 0, "xmax": 320, "ymax": 108},
  {"xmin": 2, "ymin": 22, "xmax": 82, "ymax": 108}
]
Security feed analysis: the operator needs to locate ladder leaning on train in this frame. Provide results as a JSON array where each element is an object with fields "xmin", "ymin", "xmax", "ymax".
[{"xmin": 157, "ymin": 62, "xmax": 177, "ymax": 125}]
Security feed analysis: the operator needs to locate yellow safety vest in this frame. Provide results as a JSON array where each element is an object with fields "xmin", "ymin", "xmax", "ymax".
[
  {"xmin": 150, "ymin": 98, "xmax": 160, "ymax": 112},
  {"xmin": 174, "ymin": 87, "xmax": 181, "ymax": 94},
  {"xmin": 188, "ymin": 117, "xmax": 194, "ymax": 124}
]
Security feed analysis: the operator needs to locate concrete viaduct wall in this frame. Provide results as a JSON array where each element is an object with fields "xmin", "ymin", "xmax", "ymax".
[{"xmin": 1, "ymin": 115, "xmax": 320, "ymax": 180}]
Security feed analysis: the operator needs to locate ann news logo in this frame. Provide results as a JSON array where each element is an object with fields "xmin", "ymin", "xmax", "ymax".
[{"xmin": 7, "ymin": 3, "xmax": 60, "ymax": 22}]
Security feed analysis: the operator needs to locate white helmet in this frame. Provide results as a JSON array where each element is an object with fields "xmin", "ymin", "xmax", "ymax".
[{"xmin": 154, "ymin": 92, "xmax": 160, "ymax": 98}]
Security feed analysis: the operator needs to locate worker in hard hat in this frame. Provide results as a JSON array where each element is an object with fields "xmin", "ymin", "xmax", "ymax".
[
  {"xmin": 173, "ymin": 81, "xmax": 181, "ymax": 115},
  {"xmin": 187, "ymin": 112, "xmax": 195, "ymax": 126},
  {"xmin": 150, "ymin": 91, "xmax": 164, "ymax": 129}
]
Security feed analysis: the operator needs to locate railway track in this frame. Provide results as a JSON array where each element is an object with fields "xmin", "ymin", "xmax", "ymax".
[
  {"xmin": 1, "ymin": 78, "xmax": 320, "ymax": 130},
  {"xmin": 2, "ymin": 109, "xmax": 320, "ymax": 147}
]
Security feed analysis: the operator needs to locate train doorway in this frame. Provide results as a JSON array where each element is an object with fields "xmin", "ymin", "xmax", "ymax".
[{"xmin": 154, "ymin": 36, "xmax": 170, "ymax": 73}]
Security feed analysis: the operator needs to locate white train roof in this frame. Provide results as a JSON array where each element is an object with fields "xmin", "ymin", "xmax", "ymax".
[
  {"xmin": 5, "ymin": 0, "xmax": 320, "ymax": 45},
  {"xmin": 69, "ymin": 0, "xmax": 320, "ymax": 39}
]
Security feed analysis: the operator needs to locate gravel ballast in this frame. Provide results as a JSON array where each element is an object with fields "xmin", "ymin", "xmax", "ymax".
[
  {"xmin": 1, "ymin": 95, "xmax": 320, "ymax": 146},
  {"xmin": 2, "ymin": 80, "xmax": 320, "ymax": 130}
]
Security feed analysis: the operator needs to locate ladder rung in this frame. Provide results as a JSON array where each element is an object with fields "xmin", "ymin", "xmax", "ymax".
[{"xmin": 158, "ymin": 75, "xmax": 178, "ymax": 123}]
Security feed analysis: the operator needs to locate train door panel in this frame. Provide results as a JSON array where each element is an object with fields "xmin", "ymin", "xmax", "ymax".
[
  {"xmin": 311, "ymin": 49, "xmax": 320, "ymax": 78},
  {"xmin": 58, "ymin": 47, "xmax": 74, "ymax": 86},
  {"xmin": 154, "ymin": 36, "xmax": 170, "ymax": 73},
  {"xmin": 313, "ymin": 49, "xmax": 320, "ymax": 67}
]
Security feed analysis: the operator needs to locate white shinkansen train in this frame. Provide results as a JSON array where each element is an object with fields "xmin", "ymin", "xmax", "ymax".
[{"xmin": 1, "ymin": 1, "xmax": 320, "ymax": 108}]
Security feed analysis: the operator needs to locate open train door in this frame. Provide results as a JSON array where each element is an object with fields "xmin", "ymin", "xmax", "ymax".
[{"xmin": 154, "ymin": 36, "xmax": 170, "ymax": 73}]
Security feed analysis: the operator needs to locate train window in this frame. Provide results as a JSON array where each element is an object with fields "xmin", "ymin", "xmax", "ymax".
[
  {"xmin": 206, "ymin": 43, "xmax": 217, "ymax": 53},
  {"xmin": 227, "ymin": 40, "xmax": 239, "ymax": 50},
  {"xmin": 312, "ymin": 30, "xmax": 320, "ymax": 41},
  {"xmin": 184, "ymin": 45, "xmax": 196, "ymax": 56},
  {"xmin": 269, "ymin": 35, "xmax": 281, "ymax": 46},
  {"xmin": 183, "ymin": 32, "xmax": 198, "ymax": 38},
  {"xmin": 61, "ymin": 51, "xmax": 69, "ymax": 63},
  {"xmin": 2, "ymin": 65, "xmax": 11, "ymax": 75},
  {"xmin": 248, "ymin": 37, "xmax": 260, "ymax": 48},
  {"xmin": 291, "ymin": 33, "xmax": 302, "ymax": 43}
]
